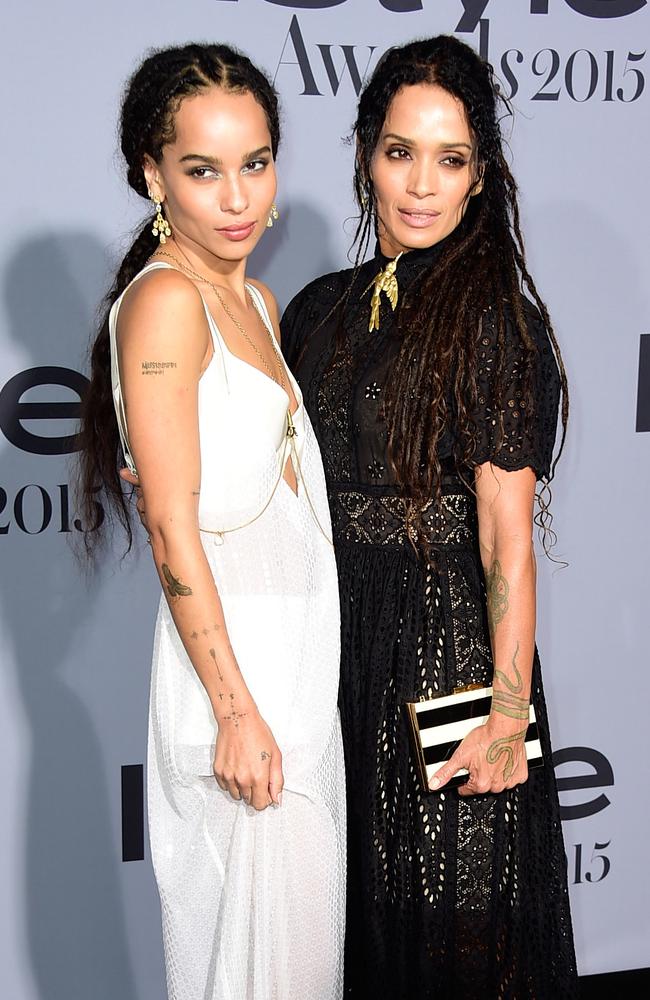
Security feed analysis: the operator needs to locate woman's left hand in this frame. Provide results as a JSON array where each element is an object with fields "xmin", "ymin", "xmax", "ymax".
[{"xmin": 428, "ymin": 716, "xmax": 529, "ymax": 796}]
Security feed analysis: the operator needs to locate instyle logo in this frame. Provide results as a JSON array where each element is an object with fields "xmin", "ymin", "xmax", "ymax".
[
  {"xmin": 216, "ymin": 0, "xmax": 647, "ymax": 19},
  {"xmin": 0, "ymin": 366, "xmax": 87, "ymax": 455},
  {"xmin": 553, "ymin": 746, "xmax": 614, "ymax": 820},
  {"xmin": 215, "ymin": 0, "xmax": 648, "ymax": 98},
  {"xmin": 0, "ymin": 367, "xmax": 103, "ymax": 536},
  {"xmin": 636, "ymin": 335, "xmax": 650, "ymax": 431}
]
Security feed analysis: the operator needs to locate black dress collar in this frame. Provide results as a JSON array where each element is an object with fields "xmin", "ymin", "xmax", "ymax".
[{"xmin": 373, "ymin": 231, "xmax": 451, "ymax": 273}]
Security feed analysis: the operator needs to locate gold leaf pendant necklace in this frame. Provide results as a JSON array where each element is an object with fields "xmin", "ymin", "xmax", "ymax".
[{"xmin": 368, "ymin": 251, "xmax": 403, "ymax": 332}]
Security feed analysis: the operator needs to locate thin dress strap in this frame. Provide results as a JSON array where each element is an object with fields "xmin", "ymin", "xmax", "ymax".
[{"xmin": 109, "ymin": 261, "xmax": 226, "ymax": 476}]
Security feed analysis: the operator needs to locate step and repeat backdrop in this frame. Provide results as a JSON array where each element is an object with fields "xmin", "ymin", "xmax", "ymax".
[{"xmin": 1, "ymin": 1, "xmax": 648, "ymax": 997}]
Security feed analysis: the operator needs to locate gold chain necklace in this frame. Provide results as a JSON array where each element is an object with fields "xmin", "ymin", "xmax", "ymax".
[
  {"xmin": 153, "ymin": 250, "xmax": 287, "ymax": 392},
  {"xmin": 142, "ymin": 251, "xmax": 332, "ymax": 543}
]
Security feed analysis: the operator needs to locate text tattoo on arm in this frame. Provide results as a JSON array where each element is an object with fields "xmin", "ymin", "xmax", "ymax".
[{"xmin": 141, "ymin": 360, "xmax": 178, "ymax": 375}]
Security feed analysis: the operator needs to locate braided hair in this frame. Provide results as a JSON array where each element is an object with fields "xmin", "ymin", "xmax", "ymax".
[{"xmin": 78, "ymin": 43, "xmax": 280, "ymax": 555}]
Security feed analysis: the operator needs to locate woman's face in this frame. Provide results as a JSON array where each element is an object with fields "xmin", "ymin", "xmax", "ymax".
[
  {"xmin": 144, "ymin": 86, "xmax": 277, "ymax": 267},
  {"xmin": 369, "ymin": 83, "xmax": 480, "ymax": 258}
]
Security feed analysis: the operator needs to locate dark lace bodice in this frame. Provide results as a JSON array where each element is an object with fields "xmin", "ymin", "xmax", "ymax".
[
  {"xmin": 281, "ymin": 242, "xmax": 561, "ymax": 494},
  {"xmin": 281, "ymin": 247, "xmax": 577, "ymax": 1000}
]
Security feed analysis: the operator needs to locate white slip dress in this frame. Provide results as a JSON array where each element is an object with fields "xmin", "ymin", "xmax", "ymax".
[{"xmin": 109, "ymin": 262, "xmax": 345, "ymax": 1000}]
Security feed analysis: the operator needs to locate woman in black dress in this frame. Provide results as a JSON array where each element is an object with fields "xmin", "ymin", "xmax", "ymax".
[{"xmin": 281, "ymin": 36, "xmax": 578, "ymax": 999}]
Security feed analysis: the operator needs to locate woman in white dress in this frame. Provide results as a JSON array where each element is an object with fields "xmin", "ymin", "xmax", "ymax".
[{"xmin": 78, "ymin": 43, "xmax": 345, "ymax": 1000}]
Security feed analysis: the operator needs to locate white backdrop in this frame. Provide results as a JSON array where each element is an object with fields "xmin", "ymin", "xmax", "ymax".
[{"xmin": 1, "ymin": 2, "xmax": 648, "ymax": 996}]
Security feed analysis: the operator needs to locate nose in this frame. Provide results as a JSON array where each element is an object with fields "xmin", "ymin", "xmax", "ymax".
[
  {"xmin": 406, "ymin": 158, "xmax": 437, "ymax": 200},
  {"xmin": 220, "ymin": 173, "xmax": 248, "ymax": 215}
]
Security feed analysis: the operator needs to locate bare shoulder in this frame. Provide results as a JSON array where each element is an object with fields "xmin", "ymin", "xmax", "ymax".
[
  {"xmin": 117, "ymin": 266, "xmax": 208, "ymax": 355},
  {"xmin": 248, "ymin": 277, "xmax": 280, "ymax": 326}
]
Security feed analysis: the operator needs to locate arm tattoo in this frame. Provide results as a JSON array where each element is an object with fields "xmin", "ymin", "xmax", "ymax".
[
  {"xmin": 221, "ymin": 692, "xmax": 247, "ymax": 728},
  {"xmin": 491, "ymin": 695, "xmax": 530, "ymax": 721},
  {"xmin": 209, "ymin": 647, "xmax": 224, "ymax": 683},
  {"xmin": 486, "ymin": 728, "xmax": 527, "ymax": 781},
  {"xmin": 141, "ymin": 360, "xmax": 178, "ymax": 375},
  {"xmin": 494, "ymin": 642, "xmax": 523, "ymax": 693},
  {"xmin": 491, "ymin": 643, "xmax": 530, "ymax": 721},
  {"xmin": 161, "ymin": 563, "xmax": 193, "ymax": 599},
  {"xmin": 189, "ymin": 624, "xmax": 221, "ymax": 640},
  {"xmin": 486, "ymin": 558, "xmax": 509, "ymax": 635}
]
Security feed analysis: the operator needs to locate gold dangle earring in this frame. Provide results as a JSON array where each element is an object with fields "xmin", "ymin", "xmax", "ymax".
[
  {"xmin": 151, "ymin": 199, "xmax": 171, "ymax": 244},
  {"xmin": 266, "ymin": 203, "xmax": 279, "ymax": 228}
]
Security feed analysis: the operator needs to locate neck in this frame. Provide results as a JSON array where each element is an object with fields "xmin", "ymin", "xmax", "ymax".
[{"xmin": 157, "ymin": 235, "xmax": 249, "ymax": 301}]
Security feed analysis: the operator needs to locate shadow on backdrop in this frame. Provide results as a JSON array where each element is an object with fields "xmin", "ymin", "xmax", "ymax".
[
  {"xmin": 1, "ymin": 234, "xmax": 138, "ymax": 1000},
  {"xmin": 250, "ymin": 199, "xmax": 339, "ymax": 309}
]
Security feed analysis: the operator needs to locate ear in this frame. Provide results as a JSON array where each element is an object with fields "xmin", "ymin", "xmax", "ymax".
[
  {"xmin": 471, "ymin": 164, "xmax": 484, "ymax": 197},
  {"xmin": 143, "ymin": 155, "xmax": 164, "ymax": 202}
]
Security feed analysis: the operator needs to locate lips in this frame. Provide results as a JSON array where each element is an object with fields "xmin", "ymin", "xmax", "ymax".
[
  {"xmin": 216, "ymin": 221, "xmax": 257, "ymax": 242},
  {"xmin": 397, "ymin": 209, "xmax": 441, "ymax": 229}
]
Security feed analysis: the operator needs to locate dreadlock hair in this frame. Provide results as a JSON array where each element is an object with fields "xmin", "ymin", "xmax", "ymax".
[
  {"xmin": 351, "ymin": 35, "xmax": 568, "ymax": 552},
  {"xmin": 77, "ymin": 43, "xmax": 280, "ymax": 557}
]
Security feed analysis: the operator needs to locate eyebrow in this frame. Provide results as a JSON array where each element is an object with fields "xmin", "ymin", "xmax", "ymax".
[
  {"xmin": 382, "ymin": 132, "xmax": 473, "ymax": 151},
  {"xmin": 179, "ymin": 146, "xmax": 272, "ymax": 166}
]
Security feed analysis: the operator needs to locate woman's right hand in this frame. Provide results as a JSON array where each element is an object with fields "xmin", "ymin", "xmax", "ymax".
[
  {"xmin": 213, "ymin": 708, "xmax": 284, "ymax": 811},
  {"xmin": 119, "ymin": 467, "xmax": 150, "ymax": 534}
]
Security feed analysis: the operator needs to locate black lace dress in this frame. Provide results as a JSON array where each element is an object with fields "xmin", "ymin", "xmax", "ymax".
[{"xmin": 281, "ymin": 243, "xmax": 578, "ymax": 1000}]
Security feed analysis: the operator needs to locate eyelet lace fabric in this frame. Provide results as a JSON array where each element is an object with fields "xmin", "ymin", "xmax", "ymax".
[
  {"xmin": 281, "ymin": 251, "xmax": 578, "ymax": 1000},
  {"xmin": 111, "ymin": 265, "xmax": 345, "ymax": 1000}
]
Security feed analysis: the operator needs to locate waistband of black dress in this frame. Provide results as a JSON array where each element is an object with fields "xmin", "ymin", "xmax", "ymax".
[{"xmin": 327, "ymin": 484, "xmax": 477, "ymax": 549}]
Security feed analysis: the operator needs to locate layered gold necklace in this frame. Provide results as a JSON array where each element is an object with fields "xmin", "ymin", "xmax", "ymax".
[
  {"xmin": 144, "ymin": 248, "xmax": 339, "ymax": 543},
  {"xmin": 153, "ymin": 249, "xmax": 288, "ymax": 395}
]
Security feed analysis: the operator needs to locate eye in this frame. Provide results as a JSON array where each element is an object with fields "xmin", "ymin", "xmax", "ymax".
[
  {"xmin": 188, "ymin": 165, "xmax": 218, "ymax": 179},
  {"xmin": 242, "ymin": 158, "xmax": 269, "ymax": 174},
  {"xmin": 386, "ymin": 146, "xmax": 411, "ymax": 160},
  {"xmin": 440, "ymin": 154, "xmax": 469, "ymax": 168}
]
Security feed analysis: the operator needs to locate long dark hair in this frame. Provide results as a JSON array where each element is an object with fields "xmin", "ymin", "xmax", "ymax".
[
  {"xmin": 77, "ymin": 43, "xmax": 280, "ymax": 555},
  {"xmin": 352, "ymin": 35, "xmax": 568, "ymax": 545}
]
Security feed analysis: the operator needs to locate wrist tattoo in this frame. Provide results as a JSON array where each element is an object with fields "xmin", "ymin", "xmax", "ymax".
[
  {"xmin": 222, "ymin": 692, "xmax": 247, "ymax": 728},
  {"xmin": 486, "ymin": 558, "xmax": 509, "ymax": 635},
  {"xmin": 491, "ymin": 697, "xmax": 530, "ymax": 721},
  {"xmin": 492, "ymin": 643, "xmax": 530, "ymax": 721},
  {"xmin": 162, "ymin": 563, "xmax": 193, "ymax": 599},
  {"xmin": 486, "ymin": 728, "xmax": 527, "ymax": 781}
]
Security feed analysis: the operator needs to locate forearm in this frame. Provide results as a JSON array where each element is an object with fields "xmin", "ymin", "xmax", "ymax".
[
  {"xmin": 148, "ymin": 520, "xmax": 256, "ymax": 725},
  {"xmin": 481, "ymin": 535, "xmax": 537, "ymax": 727}
]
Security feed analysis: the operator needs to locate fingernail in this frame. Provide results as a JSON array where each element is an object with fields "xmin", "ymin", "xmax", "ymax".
[
  {"xmin": 428, "ymin": 776, "xmax": 440, "ymax": 790},
  {"xmin": 277, "ymin": 793, "xmax": 283, "ymax": 806}
]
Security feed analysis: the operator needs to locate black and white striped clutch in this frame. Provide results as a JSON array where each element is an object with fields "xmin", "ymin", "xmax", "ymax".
[{"xmin": 405, "ymin": 684, "xmax": 544, "ymax": 791}]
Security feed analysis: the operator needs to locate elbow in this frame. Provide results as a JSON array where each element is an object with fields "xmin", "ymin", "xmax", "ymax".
[
  {"xmin": 146, "ymin": 506, "xmax": 199, "ymax": 551},
  {"xmin": 478, "ymin": 524, "xmax": 496, "ymax": 573},
  {"xmin": 480, "ymin": 524, "xmax": 535, "ymax": 574}
]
